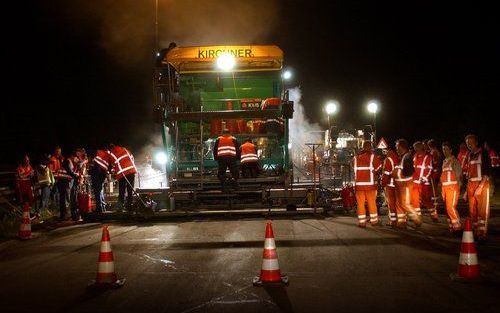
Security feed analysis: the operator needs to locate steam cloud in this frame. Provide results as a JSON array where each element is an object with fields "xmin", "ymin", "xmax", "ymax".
[
  {"xmin": 61, "ymin": 0, "xmax": 279, "ymax": 67},
  {"xmin": 288, "ymin": 87, "xmax": 323, "ymax": 171}
]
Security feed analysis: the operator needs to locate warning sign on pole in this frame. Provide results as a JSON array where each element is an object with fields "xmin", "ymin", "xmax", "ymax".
[{"xmin": 376, "ymin": 137, "xmax": 388, "ymax": 149}]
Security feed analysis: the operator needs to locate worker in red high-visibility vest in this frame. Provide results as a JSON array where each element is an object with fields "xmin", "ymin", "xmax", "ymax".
[
  {"xmin": 240, "ymin": 139, "xmax": 259, "ymax": 178},
  {"xmin": 411, "ymin": 141, "xmax": 438, "ymax": 221},
  {"xmin": 381, "ymin": 147, "xmax": 398, "ymax": 227},
  {"xmin": 465, "ymin": 134, "xmax": 492, "ymax": 241},
  {"xmin": 108, "ymin": 144, "xmax": 137, "ymax": 210},
  {"xmin": 440, "ymin": 142, "xmax": 462, "ymax": 232},
  {"xmin": 393, "ymin": 139, "xmax": 422, "ymax": 228},
  {"xmin": 353, "ymin": 141, "xmax": 382, "ymax": 227},
  {"xmin": 91, "ymin": 149, "xmax": 112, "ymax": 213},
  {"xmin": 214, "ymin": 128, "xmax": 240, "ymax": 190},
  {"xmin": 484, "ymin": 141, "xmax": 499, "ymax": 196},
  {"xmin": 16, "ymin": 155, "xmax": 34, "ymax": 206}
]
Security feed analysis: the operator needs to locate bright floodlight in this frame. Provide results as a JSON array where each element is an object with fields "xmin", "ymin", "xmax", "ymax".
[
  {"xmin": 155, "ymin": 151, "xmax": 168, "ymax": 165},
  {"xmin": 216, "ymin": 53, "xmax": 236, "ymax": 71},
  {"xmin": 325, "ymin": 101, "xmax": 338, "ymax": 115},
  {"xmin": 367, "ymin": 101, "xmax": 379, "ymax": 113},
  {"xmin": 282, "ymin": 70, "xmax": 292, "ymax": 80}
]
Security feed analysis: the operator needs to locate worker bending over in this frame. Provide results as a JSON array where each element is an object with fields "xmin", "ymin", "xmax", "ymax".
[{"xmin": 214, "ymin": 128, "xmax": 240, "ymax": 190}]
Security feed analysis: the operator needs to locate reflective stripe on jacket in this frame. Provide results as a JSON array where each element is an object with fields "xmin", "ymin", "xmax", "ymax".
[
  {"xmin": 16, "ymin": 165, "xmax": 33, "ymax": 181},
  {"xmin": 413, "ymin": 153, "xmax": 432, "ymax": 185},
  {"xmin": 353, "ymin": 151, "xmax": 381, "ymax": 190},
  {"xmin": 216, "ymin": 135, "xmax": 237, "ymax": 158},
  {"xmin": 109, "ymin": 146, "xmax": 137, "ymax": 179},
  {"xmin": 382, "ymin": 150, "xmax": 398, "ymax": 187},
  {"xmin": 489, "ymin": 149, "xmax": 500, "ymax": 167},
  {"xmin": 94, "ymin": 149, "xmax": 111, "ymax": 172},
  {"xmin": 240, "ymin": 142, "xmax": 258, "ymax": 164},
  {"xmin": 440, "ymin": 156, "xmax": 461, "ymax": 186},
  {"xmin": 394, "ymin": 152, "xmax": 413, "ymax": 182}
]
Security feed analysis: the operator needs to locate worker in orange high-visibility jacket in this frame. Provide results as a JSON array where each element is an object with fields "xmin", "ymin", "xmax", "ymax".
[
  {"xmin": 411, "ymin": 141, "xmax": 437, "ymax": 221},
  {"xmin": 108, "ymin": 144, "xmax": 137, "ymax": 210},
  {"xmin": 440, "ymin": 142, "xmax": 462, "ymax": 232},
  {"xmin": 465, "ymin": 134, "xmax": 492, "ymax": 241},
  {"xmin": 484, "ymin": 142, "xmax": 499, "ymax": 196},
  {"xmin": 353, "ymin": 141, "xmax": 382, "ymax": 227},
  {"xmin": 484, "ymin": 142, "xmax": 499, "ymax": 168},
  {"xmin": 49, "ymin": 147, "xmax": 64, "ymax": 204},
  {"xmin": 381, "ymin": 147, "xmax": 398, "ymax": 227},
  {"xmin": 240, "ymin": 138, "xmax": 259, "ymax": 178},
  {"xmin": 427, "ymin": 139, "xmax": 443, "ymax": 210},
  {"xmin": 91, "ymin": 149, "xmax": 112, "ymax": 213},
  {"xmin": 16, "ymin": 155, "xmax": 34, "ymax": 206},
  {"xmin": 214, "ymin": 128, "xmax": 240, "ymax": 190},
  {"xmin": 393, "ymin": 139, "xmax": 422, "ymax": 228}
]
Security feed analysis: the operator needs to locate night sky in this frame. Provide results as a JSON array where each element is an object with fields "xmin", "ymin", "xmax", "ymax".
[{"xmin": 2, "ymin": 0, "xmax": 499, "ymax": 166}]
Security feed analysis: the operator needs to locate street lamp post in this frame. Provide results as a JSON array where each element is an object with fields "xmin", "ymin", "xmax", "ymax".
[
  {"xmin": 325, "ymin": 100, "xmax": 339, "ymax": 129},
  {"xmin": 367, "ymin": 100, "xmax": 379, "ymax": 143},
  {"xmin": 325, "ymin": 100, "xmax": 339, "ymax": 151}
]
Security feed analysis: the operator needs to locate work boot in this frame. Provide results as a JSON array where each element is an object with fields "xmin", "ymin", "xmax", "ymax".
[
  {"xmin": 412, "ymin": 216, "xmax": 423, "ymax": 228},
  {"xmin": 358, "ymin": 222, "xmax": 367, "ymax": 228}
]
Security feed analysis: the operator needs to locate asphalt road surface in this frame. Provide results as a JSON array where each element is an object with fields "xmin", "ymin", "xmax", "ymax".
[{"xmin": 1, "ymin": 213, "xmax": 499, "ymax": 313}]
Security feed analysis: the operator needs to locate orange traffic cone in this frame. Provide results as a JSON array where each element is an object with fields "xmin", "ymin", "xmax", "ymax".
[
  {"xmin": 89, "ymin": 225, "xmax": 125, "ymax": 288},
  {"xmin": 18, "ymin": 203, "xmax": 32, "ymax": 240},
  {"xmin": 451, "ymin": 218, "xmax": 481, "ymax": 281},
  {"xmin": 253, "ymin": 222, "xmax": 288, "ymax": 286}
]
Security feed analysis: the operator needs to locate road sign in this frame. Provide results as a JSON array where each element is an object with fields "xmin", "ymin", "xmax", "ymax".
[{"xmin": 377, "ymin": 137, "xmax": 388, "ymax": 149}]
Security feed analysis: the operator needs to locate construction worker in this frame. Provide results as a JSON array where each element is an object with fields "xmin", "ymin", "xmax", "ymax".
[
  {"xmin": 90, "ymin": 149, "xmax": 111, "ymax": 213},
  {"xmin": 353, "ymin": 141, "xmax": 381, "ymax": 227},
  {"xmin": 15, "ymin": 155, "xmax": 34, "ymax": 206},
  {"xmin": 427, "ymin": 139, "xmax": 443, "ymax": 209},
  {"xmin": 240, "ymin": 138, "xmax": 259, "ymax": 178},
  {"xmin": 440, "ymin": 142, "xmax": 462, "ymax": 232},
  {"xmin": 49, "ymin": 147, "xmax": 64, "ymax": 203},
  {"xmin": 464, "ymin": 134, "xmax": 492, "ymax": 241},
  {"xmin": 484, "ymin": 142, "xmax": 499, "ymax": 195},
  {"xmin": 35, "ymin": 155, "xmax": 55, "ymax": 218},
  {"xmin": 412, "ymin": 141, "xmax": 437, "ymax": 221},
  {"xmin": 214, "ymin": 128, "xmax": 240, "ymax": 190},
  {"xmin": 58, "ymin": 151, "xmax": 80, "ymax": 221},
  {"xmin": 381, "ymin": 146, "xmax": 398, "ymax": 226},
  {"xmin": 393, "ymin": 139, "xmax": 422, "ymax": 228},
  {"xmin": 108, "ymin": 144, "xmax": 137, "ymax": 211}
]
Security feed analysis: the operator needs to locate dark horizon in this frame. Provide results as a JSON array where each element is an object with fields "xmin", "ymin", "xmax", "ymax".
[{"xmin": 2, "ymin": 0, "xmax": 499, "ymax": 166}]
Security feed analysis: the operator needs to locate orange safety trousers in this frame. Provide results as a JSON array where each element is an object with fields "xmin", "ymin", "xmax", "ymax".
[
  {"xmin": 410, "ymin": 184, "xmax": 424, "ymax": 216},
  {"xmin": 384, "ymin": 186, "xmax": 397, "ymax": 224},
  {"xmin": 412, "ymin": 184, "xmax": 437, "ymax": 218},
  {"xmin": 16, "ymin": 180, "xmax": 34, "ymax": 206},
  {"xmin": 355, "ymin": 189, "xmax": 378, "ymax": 224},
  {"xmin": 441, "ymin": 184, "xmax": 461, "ymax": 231},
  {"xmin": 467, "ymin": 180, "xmax": 490, "ymax": 237},
  {"xmin": 395, "ymin": 181, "xmax": 420, "ymax": 224},
  {"xmin": 422, "ymin": 183, "xmax": 437, "ymax": 211}
]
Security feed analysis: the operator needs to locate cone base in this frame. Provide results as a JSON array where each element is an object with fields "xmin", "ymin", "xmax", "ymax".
[
  {"xmin": 253, "ymin": 275, "xmax": 289, "ymax": 286},
  {"xmin": 449, "ymin": 272, "xmax": 483, "ymax": 283},
  {"xmin": 88, "ymin": 278, "xmax": 126, "ymax": 289},
  {"xmin": 458, "ymin": 264, "xmax": 480, "ymax": 279}
]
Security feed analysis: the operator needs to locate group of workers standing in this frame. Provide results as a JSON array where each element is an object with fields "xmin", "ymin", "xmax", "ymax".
[
  {"xmin": 353, "ymin": 134, "xmax": 498, "ymax": 241},
  {"xmin": 213, "ymin": 128, "xmax": 260, "ymax": 190},
  {"xmin": 15, "ymin": 144, "xmax": 137, "ymax": 221}
]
